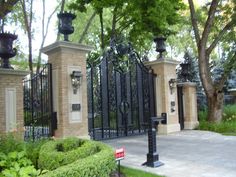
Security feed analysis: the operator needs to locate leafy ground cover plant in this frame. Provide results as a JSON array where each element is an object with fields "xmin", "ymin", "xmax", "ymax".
[
  {"xmin": 197, "ymin": 104, "xmax": 236, "ymax": 135},
  {"xmin": 0, "ymin": 133, "xmax": 49, "ymax": 176},
  {"xmin": 0, "ymin": 151, "xmax": 46, "ymax": 177}
]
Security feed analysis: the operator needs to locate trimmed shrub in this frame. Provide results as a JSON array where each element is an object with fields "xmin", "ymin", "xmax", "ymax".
[
  {"xmin": 24, "ymin": 139, "xmax": 49, "ymax": 168},
  {"xmin": 55, "ymin": 137, "xmax": 84, "ymax": 152},
  {"xmin": 38, "ymin": 137, "xmax": 116, "ymax": 177},
  {"xmin": 38, "ymin": 137, "xmax": 98, "ymax": 170}
]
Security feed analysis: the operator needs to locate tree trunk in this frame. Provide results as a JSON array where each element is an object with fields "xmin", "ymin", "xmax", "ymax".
[
  {"xmin": 207, "ymin": 91, "xmax": 224, "ymax": 123},
  {"xmin": 28, "ymin": 32, "xmax": 33, "ymax": 72},
  {"xmin": 198, "ymin": 46, "xmax": 224, "ymax": 123}
]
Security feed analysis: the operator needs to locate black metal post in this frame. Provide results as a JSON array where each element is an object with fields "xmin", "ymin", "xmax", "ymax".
[
  {"xmin": 143, "ymin": 113, "xmax": 167, "ymax": 167},
  {"xmin": 118, "ymin": 160, "xmax": 121, "ymax": 177}
]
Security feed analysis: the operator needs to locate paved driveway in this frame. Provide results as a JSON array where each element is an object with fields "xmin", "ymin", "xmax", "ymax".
[{"xmin": 104, "ymin": 130, "xmax": 236, "ymax": 177}]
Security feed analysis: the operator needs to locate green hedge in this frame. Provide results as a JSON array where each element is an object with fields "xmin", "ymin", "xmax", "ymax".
[
  {"xmin": 38, "ymin": 137, "xmax": 99, "ymax": 170},
  {"xmin": 38, "ymin": 137, "xmax": 116, "ymax": 177}
]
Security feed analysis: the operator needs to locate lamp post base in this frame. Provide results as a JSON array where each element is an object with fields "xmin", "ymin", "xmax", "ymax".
[
  {"xmin": 142, "ymin": 153, "xmax": 164, "ymax": 167},
  {"xmin": 143, "ymin": 160, "xmax": 164, "ymax": 168}
]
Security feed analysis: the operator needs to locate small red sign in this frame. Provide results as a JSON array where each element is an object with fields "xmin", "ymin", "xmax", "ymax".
[{"xmin": 115, "ymin": 148, "xmax": 125, "ymax": 161}]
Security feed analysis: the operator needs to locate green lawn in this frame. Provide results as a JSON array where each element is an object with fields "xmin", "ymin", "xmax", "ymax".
[{"xmin": 121, "ymin": 166, "xmax": 165, "ymax": 177}]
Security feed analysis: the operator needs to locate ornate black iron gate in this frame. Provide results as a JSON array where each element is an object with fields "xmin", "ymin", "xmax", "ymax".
[
  {"xmin": 23, "ymin": 63, "xmax": 56, "ymax": 140},
  {"xmin": 87, "ymin": 41, "xmax": 156, "ymax": 140}
]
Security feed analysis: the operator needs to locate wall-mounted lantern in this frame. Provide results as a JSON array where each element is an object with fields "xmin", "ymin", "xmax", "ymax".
[
  {"xmin": 169, "ymin": 78, "xmax": 177, "ymax": 94},
  {"xmin": 154, "ymin": 37, "xmax": 166, "ymax": 59},
  {"xmin": 70, "ymin": 71, "xmax": 82, "ymax": 94},
  {"xmin": 57, "ymin": 11, "xmax": 76, "ymax": 41}
]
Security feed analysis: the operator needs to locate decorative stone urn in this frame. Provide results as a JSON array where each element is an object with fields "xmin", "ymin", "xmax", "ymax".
[
  {"xmin": 0, "ymin": 32, "xmax": 17, "ymax": 69},
  {"xmin": 57, "ymin": 11, "xmax": 76, "ymax": 41},
  {"xmin": 154, "ymin": 37, "xmax": 166, "ymax": 59},
  {"xmin": 180, "ymin": 62, "xmax": 190, "ymax": 82}
]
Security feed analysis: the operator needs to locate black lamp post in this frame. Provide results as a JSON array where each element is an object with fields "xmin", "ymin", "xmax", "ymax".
[
  {"xmin": 180, "ymin": 62, "xmax": 190, "ymax": 82},
  {"xmin": 154, "ymin": 37, "xmax": 166, "ymax": 59},
  {"xmin": 143, "ymin": 113, "xmax": 167, "ymax": 168},
  {"xmin": 57, "ymin": 11, "xmax": 76, "ymax": 41},
  {"xmin": 0, "ymin": 32, "xmax": 17, "ymax": 69}
]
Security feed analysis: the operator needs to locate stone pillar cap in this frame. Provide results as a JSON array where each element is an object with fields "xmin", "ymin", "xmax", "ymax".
[
  {"xmin": 0, "ymin": 68, "xmax": 29, "ymax": 76},
  {"xmin": 144, "ymin": 58, "xmax": 180, "ymax": 67},
  {"xmin": 41, "ymin": 41, "xmax": 94, "ymax": 54}
]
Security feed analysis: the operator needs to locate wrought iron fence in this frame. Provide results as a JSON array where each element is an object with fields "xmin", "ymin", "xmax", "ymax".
[{"xmin": 23, "ymin": 64, "xmax": 56, "ymax": 140}]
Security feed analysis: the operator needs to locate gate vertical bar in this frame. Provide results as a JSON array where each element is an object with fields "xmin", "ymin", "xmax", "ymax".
[
  {"xmin": 116, "ymin": 72, "xmax": 122, "ymax": 136},
  {"xmin": 30, "ymin": 75, "xmax": 35, "ymax": 140},
  {"xmin": 101, "ymin": 58, "xmax": 109, "ymax": 138},
  {"xmin": 48, "ymin": 63, "xmax": 54, "ymax": 136},
  {"xmin": 99, "ymin": 64, "xmax": 104, "ymax": 139},
  {"xmin": 137, "ymin": 65, "xmax": 144, "ymax": 132},
  {"xmin": 115, "ymin": 72, "xmax": 119, "ymax": 137},
  {"xmin": 127, "ymin": 70, "xmax": 133, "ymax": 133},
  {"xmin": 40, "ymin": 73, "xmax": 44, "ymax": 136},
  {"xmin": 121, "ymin": 73, "xmax": 128, "ymax": 136},
  {"xmin": 90, "ymin": 64, "xmax": 95, "ymax": 139},
  {"xmin": 135, "ymin": 63, "xmax": 141, "ymax": 132},
  {"xmin": 106, "ymin": 60, "xmax": 111, "ymax": 139},
  {"xmin": 177, "ymin": 85, "xmax": 184, "ymax": 130}
]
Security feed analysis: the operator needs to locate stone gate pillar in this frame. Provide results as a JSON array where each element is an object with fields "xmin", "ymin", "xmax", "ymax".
[
  {"xmin": 179, "ymin": 82, "xmax": 199, "ymax": 129},
  {"xmin": 145, "ymin": 59, "xmax": 180, "ymax": 134},
  {"xmin": 41, "ymin": 41, "xmax": 93, "ymax": 138},
  {"xmin": 0, "ymin": 69, "xmax": 28, "ymax": 138}
]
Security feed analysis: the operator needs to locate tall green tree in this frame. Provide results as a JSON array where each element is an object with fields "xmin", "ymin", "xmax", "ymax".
[{"xmin": 188, "ymin": 0, "xmax": 236, "ymax": 122}]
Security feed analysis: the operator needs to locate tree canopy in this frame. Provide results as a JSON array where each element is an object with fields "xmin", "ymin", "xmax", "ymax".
[{"xmin": 68, "ymin": 0, "xmax": 185, "ymax": 52}]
